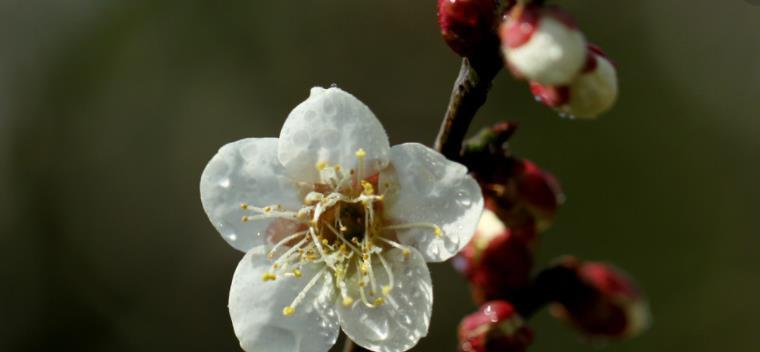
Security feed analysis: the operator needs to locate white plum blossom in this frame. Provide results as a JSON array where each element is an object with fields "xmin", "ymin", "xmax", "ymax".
[{"xmin": 200, "ymin": 87, "xmax": 484, "ymax": 352}]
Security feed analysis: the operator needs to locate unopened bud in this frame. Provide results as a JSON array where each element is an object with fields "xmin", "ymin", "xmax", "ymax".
[
  {"xmin": 461, "ymin": 124, "xmax": 564, "ymax": 232},
  {"xmin": 531, "ymin": 44, "xmax": 618, "ymax": 119},
  {"xmin": 513, "ymin": 160, "xmax": 563, "ymax": 232},
  {"xmin": 547, "ymin": 257, "xmax": 651, "ymax": 339},
  {"xmin": 500, "ymin": 4, "xmax": 586, "ymax": 85},
  {"xmin": 454, "ymin": 209, "xmax": 535, "ymax": 303},
  {"xmin": 459, "ymin": 300, "xmax": 533, "ymax": 352},
  {"xmin": 438, "ymin": 0, "xmax": 502, "ymax": 57}
]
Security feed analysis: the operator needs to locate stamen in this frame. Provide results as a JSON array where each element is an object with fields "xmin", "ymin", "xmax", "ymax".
[
  {"xmin": 261, "ymin": 272, "xmax": 277, "ymax": 281},
  {"xmin": 377, "ymin": 237, "xmax": 411, "ymax": 257},
  {"xmin": 355, "ymin": 148, "xmax": 366, "ymax": 183},
  {"xmin": 324, "ymin": 222, "xmax": 362, "ymax": 254},
  {"xmin": 377, "ymin": 253, "xmax": 394, "ymax": 295},
  {"xmin": 271, "ymin": 238, "xmax": 307, "ymax": 269},
  {"xmin": 282, "ymin": 267, "xmax": 327, "ymax": 317},
  {"xmin": 383, "ymin": 223, "xmax": 443, "ymax": 238},
  {"xmin": 268, "ymin": 231, "xmax": 308, "ymax": 258},
  {"xmin": 309, "ymin": 228, "xmax": 335, "ymax": 269}
]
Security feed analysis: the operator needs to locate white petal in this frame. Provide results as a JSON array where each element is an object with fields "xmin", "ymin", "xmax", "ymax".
[
  {"xmin": 229, "ymin": 247, "xmax": 340, "ymax": 352},
  {"xmin": 200, "ymin": 138, "xmax": 304, "ymax": 252},
  {"xmin": 337, "ymin": 248, "xmax": 432, "ymax": 352},
  {"xmin": 380, "ymin": 143, "xmax": 483, "ymax": 262},
  {"xmin": 278, "ymin": 87, "xmax": 390, "ymax": 183},
  {"xmin": 505, "ymin": 16, "xmax": 586, "ymax": 85}
]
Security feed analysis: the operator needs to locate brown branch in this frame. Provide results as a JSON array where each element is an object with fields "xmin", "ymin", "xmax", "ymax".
[{"xmin": 434, "ymin": 43, "xmax": 504, "ymax": 161}]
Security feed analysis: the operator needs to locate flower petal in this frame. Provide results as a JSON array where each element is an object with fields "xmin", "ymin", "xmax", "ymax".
[
  {"xmin": 337, "ymin": 248, "xmax": 432, "ymax": 352},
  {"xmin": 380, "ymin": 143, "xmax": 484, "ymax": 262},
  {"xmin": 200, "ymin": 138, "xmax": 304, "ymax": 252},
  {"xmin": 278, "ymin": 87, "xmax": 390, "ymax": 183},
  {"xmin": 229, "ymin": 247, "xmax": 340, "ymax": 352}
]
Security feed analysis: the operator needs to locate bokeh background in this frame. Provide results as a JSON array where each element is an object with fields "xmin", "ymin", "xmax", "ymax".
[{"xmin": 2, "ymin": 0, "xmax": 759, "ymax": 351}]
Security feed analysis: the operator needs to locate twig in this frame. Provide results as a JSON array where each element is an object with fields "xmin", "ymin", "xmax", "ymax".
[{"xmin": 433, "ymin": 43, "xmax": 504, "ymax": 160}]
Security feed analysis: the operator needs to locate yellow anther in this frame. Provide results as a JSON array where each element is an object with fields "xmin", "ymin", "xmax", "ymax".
[
  {"xmin": 434, "ymin": 226, "xmax": 442, "ymax": 238},
  {"xmin": 263, "ymin": 206, "xmax": 272, "ymax": 212},
  {"xmin": 373, "ymin": 297, "xmax": 384, "ymax": 306},
  {"xmin": 369, "ymin": 290, "xmax": 376, "ymax": 296},
  {"xmin": 335, "ymin": 165, "xmax": 342, "ymax": 172},
  {"xmin": 360, "ymin": 263, "xmax": 368, "ymax": 275},
  {"xmin": 355, "ymin": 148, "xmax": 366, "ymax": 158},
  {"xmin": 261, "ymin": 273, "xmax": 277, "ymax": 281},
  {"xmin": 361, "ymin": 180, "xmax": 374, "ymax": 195},
  {"xmin": 240, "ymin": 203, "xmax": 249, "ymax": 210},
  {"xmin": 376, "ymin": 195, "xmax": 384, "ymax": 201},
  {"xmin": 315, "ymin": 161, "xmax": 328, "ymax": 171},
  {"xmin": 321, "ymin": 239, "xmax": 329, "ymax": 246},
  {"xmin": 293, "ymin": 269, "xmax": 302, "ymax": 278},
  {"xmin": 272, "ymin": 263, "xmax": 280, "ymax": 269},
  {"xmin": 402, "ymin": 248, "xmax": 410, "ymax": 257},
  {"xmin": 342, "ymin": 296, "xmax": 354, "ymax": 306},
  {"xmin": 242, "ymin": 216, "xmax": 250, "ymax": 222},
  {"xmin": 359, "ymin": 281, "xmax": 366, "ymax": 287},
  {"xmin": 282, "ymin": 306, "xmax": 295, "ymax": 316},
  {"xmin": 382, "ymin": 286, "xmax": 392, "ymax": 295}
]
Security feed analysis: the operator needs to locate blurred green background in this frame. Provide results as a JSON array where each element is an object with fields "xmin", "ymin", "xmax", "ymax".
[{"xmin": 2, "ymin": 0, "xmax": 759, "ymax": 351}]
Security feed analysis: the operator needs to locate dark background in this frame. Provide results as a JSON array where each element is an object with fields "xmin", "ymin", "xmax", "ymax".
[{"xmin": 2, "ymin": 0, "xmax": 758, "ymax": 351}]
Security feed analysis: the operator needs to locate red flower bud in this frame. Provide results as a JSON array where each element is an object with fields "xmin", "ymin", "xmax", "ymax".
[
  {"xmin": 438, "ymin": 0, "xmax": 502, "ymax": 57},
  {"xmin": 459, "ymin": 301, "xmax": 533, "ymax": 352},
  {"xmin": 548, "ymin": 257, "xmax": 651, "ymax": 339},
  {"xmin": 461, "ymin": 124, "xmax": 564, "ymax": 232},
  {"xmin": 531, "ymin": 44, "xmax": 618, "ymax": 119},
  {"xmin": 455, "ymin": 209, "xmax": 535, "ymax": 303},
  {"xmin": 500, "ymin": 4, "xmax": 586, "ymax": 85}
]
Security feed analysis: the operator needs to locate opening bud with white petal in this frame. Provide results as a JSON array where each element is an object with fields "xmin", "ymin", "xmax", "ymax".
[
  {"xmin": 454, "ymin": 209, "xmax": 535, "ymax": 303},
  {"xmin": 531, "ymin": 44, "xmax": 619, "ymax": 119},
  {"xmin": 500, "ymin": 4, "xmax": 586, "ymax": 85},
  {"xmin": 458, "ymin": 300, "xmax": 533, "ymax": 352}
]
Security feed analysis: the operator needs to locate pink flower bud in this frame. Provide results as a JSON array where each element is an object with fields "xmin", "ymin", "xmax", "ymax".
[
  {"xmin": 500, "ymin": 4, "xmax": 587, "ymax": 85},
  {"xmin": 531, "ymin": 45, "xmax": 619, "ymax": 119},
  {"xmin": 437, "ymin": 0, "xmax": 502, "ymax": 57},
  {"xmin": 549, "ymin": 258, "xmax": 651, "ymax": 339},
  {"xmin": 459, "ymin": 301, "xmax": 533, "ymax": 352},
  {"xmin": 455, "ymin": 209, "xmax": 535, "ymax": 303}
]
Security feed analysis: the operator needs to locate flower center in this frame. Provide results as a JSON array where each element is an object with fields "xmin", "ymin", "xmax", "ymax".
[{"xmin": 240, "ymin": 149, "xmax": 442, "ymax": 316}]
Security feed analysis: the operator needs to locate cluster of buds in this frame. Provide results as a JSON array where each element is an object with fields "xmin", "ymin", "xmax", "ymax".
[
  {"xmin": 454, "ymin": 123, "xmax": 562, "ymax": 302},
  {"xmin": 454, "ymin": 123, "xmax": 649, "ymax": 350},
  {"xmin": 500, "ymin": 3, "xmax": 618, "ymax": 119},
  {"xmin": 458, "ymin": 301, "xmax": 533, "ymax": 352},
  {"xmin": 460, "ymin": 122, "xmax": 563, "ymax": 232},
  {"xmin": 539, "ymin": 257, "xmax": 651, "ymax": 339}
]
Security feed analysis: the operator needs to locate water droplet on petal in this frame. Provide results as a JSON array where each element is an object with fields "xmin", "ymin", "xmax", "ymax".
[
  {"xmin": 456, "ymin": 191, "xmax": 472, "ymax": 207},
  {"xmin": 228, "ymin": 234, "xmax": 237, "ymax": 241}
]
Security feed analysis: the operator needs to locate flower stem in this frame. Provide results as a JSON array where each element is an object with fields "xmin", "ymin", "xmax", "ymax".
[{"xmin": 434, "ymin": 45, "xmax": 503, "ymax": 161}]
